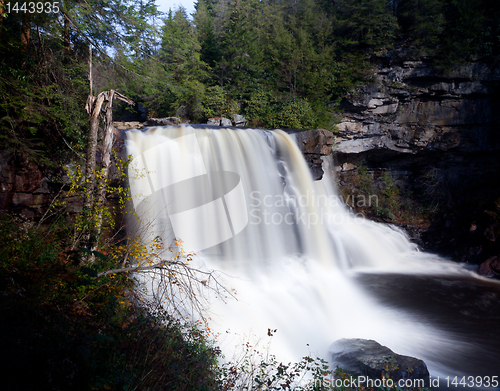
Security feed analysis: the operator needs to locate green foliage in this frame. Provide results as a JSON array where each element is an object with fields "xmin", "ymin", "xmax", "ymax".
[
  {"xmin": 54, "ymin": 152, "xmax": 132, "ymax": 250},
  {"xmin": 0, "ymin": 60, "xmax": 88, "ymax": 161},
  {"xmin": 203, "ymin": 85, "xmax": 230, "ymax": 118},
  {"xmin": 397, "ymin": 0, "xmax": 500, "ymax": 62},
  {"xmin": 243, "ymin": 90, "xmax": 315, "ymax": 129},
  {"xmin": 244, "ymin": 89, "xmax": 275, "ymax": 127},
  {"xmin": 397, "ymin": 0, "xmax": 445, "ymax": 49},
  {"xmin": 332, "ymin": 0, "xmax": 399, "ymax": 54},
  {"xmin": 339, "ymin": 166, "xmax": 430, "ymax": 224},
  {"xmin": 0, "ymin": 215, "xmax": 221, "ymax": 391},
  {"xmin": 267, "ymin": 97, "xmax": 315, "ymax": 130}
]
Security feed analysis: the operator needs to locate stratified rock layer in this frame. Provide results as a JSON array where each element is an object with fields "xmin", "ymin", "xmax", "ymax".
[
  {"xmin": 335, "ymin": 58, "xmax": 500, "ymax": 159},
  {"xmin": 333, "ymin": 51, "xmax": 500, "ymax": 264}
]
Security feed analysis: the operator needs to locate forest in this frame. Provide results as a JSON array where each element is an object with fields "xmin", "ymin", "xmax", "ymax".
[{"xmin": 1, "ymin": 0, "xmax": 500, "ymax": 159}]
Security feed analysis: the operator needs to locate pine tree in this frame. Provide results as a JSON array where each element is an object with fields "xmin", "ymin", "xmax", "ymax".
[
  {"xmin": 159, "ymin": 8, "xmax": 208, "ymax": 119},
  {"xmin": 397, "ymin": 0, "xmax": 445, "ymax": 49}
]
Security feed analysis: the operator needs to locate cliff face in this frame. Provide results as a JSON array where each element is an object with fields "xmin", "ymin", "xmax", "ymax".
[
  {"xmin": 0, "ymin": 151, "xmax": 58, "ymax": 219},
  {"xmin": 335, "ymin": 56, "xmax": 500, "ymax": 159},
  {"xmin": 333, "ymin": 52, "xmax": 500, "ymax": 264}
]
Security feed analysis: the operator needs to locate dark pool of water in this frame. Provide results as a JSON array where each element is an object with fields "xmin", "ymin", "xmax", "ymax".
[{"xmin": 355, "ymin": 272, "xmax": 500, "ymax": 389}]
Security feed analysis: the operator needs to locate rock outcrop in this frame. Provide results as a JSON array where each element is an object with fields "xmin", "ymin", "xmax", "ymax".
[
  {"xmin": 0, "ymin": 151, "xmax": 60, "ymax": 219},
  {"xmin": 0, "ymin": 125, "xmax": 334, "ymax": 219},
  {"xmin": 329, "ymin": 338, "xmax": 429, "ymax": 386},
  {"xmin": 146, "ymin": 117, "xmax": 182, "ymax": 126},
  {"xmin": 289, "ymin": 128, "xmax": 335, "ymax": 180},
  {"xmin": 335, "ymin": 58, "xmax": 500, "ymax": 160},
  {"xmin": 232, "ymin": 114, "xmax": 248, "ymax": 127},
  {"xmin": 333, "ymin": 51, "xmax": 500, "ymax": 264},
  {"xmin": 114, "ymin": 121, "xmax": 145, "ymax": 130},
  {"xmin": 207, "ymin": 116, "xmax": 247, "ymax": 127},
  {"xmin": 478, "ymin": 256, "xmax": 500, "ymax": 279}
]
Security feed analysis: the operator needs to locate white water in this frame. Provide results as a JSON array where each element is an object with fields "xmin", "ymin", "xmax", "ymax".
[{"xmin": 125, "ymin": 125, "xmax": 484, "ymax": 377}]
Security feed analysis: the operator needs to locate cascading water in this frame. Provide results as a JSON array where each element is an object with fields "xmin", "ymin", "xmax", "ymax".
[{"xmin": 126, "ymin": 125, "xmax": 500, "ymax": 385}]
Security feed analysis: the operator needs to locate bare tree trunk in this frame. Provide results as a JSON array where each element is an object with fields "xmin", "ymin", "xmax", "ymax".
[
  {"xmin": 84, "ymin": 93, "xmax": 105, "ymax": 212},
  {"xmin": 81, "ymin": 92, "xmax": 105, "ymax": 256},
  {"xmin": 94, "ymin": 91, "xmax": 133, "ymax": 240},
  {"xmin": 81, "ymin": 45, "xmax": 133, "ymax": 261},
  {"xmin": 94, "ymin": 90, "xmax": 115, "ymax": 239},
  {"xmin": 20, "ymin": 13, "xmax": 30, "ymax": 52}
]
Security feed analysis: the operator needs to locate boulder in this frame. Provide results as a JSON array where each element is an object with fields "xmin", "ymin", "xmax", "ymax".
[
  {"xmin": 207, "ymin": 117, "xmax": 232, "ymax": 126},
  {"xmin": 114, "ymin": 121, "xmax": 144, "ymax": 130},
  {"xmin": 329, "ymin": 339, "xmax": 429, "ymax": 386},
  {"xmin": 293, "ymin": 129, "xmax": 335, "ymax": 181},
  {"xmin": 477, "ymin": 256, "xmax": 500, "ymax": 279},
  {"xmin": 294, "ymin": 128, "xmax": 334, "ymax": 156},
  {"xmin": 207, "ymin": 117, "xmax": 221, "ymax": 125},
  {"xmin": 220, "ymin": 117, "xmax": 232, "ymax": 126},
  {"xmin": 146, "ymin": 117, "xmax": 181, "ymax": 126},
  {"xmin": 232, "ymin": 114, "xmax": 248, "ymax": 127},
  {"xmin": 288, "ymin": 128, "xmax": 334, "ymax": 180}
]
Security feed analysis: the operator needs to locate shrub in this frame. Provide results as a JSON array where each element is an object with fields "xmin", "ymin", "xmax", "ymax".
[
  {"xmin": 244, "ymin": 91, "xmax": 315, "ymax": 129},
  {"xmin": 267, "ymin": 97, "xmax": 315, "ymax": 130},
  {"xmin": 0, "ymin": 215, "xmax": 221, "ymax": 391},
  {"xmin": 202, "ymin": 85, "xmax": 237, "ymax": 119}
]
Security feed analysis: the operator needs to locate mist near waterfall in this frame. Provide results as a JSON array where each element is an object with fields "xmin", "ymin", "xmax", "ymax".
[{"xmin": 126, "ymin": 125, "xmax": 500, "ymax": 380}]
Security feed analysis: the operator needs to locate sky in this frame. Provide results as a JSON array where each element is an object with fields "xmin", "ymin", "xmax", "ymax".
[{"xmin": 155, "ymin": 0, "xmax": 196, "ymax": 17}]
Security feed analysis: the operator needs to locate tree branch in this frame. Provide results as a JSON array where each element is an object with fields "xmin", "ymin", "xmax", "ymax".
[{"xmin": 97, "ymin": 261, "xmax": 176, "ymax": 277}]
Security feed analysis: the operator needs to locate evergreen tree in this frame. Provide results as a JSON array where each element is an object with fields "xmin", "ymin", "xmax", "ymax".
[
  {"xmin": 158, "ymin": 8, "xmax": 208, "ymax": 119},
  {"xmin": 213, "ymin": 0, "xmax": 265, "ymax": 92},
  {"xmin": 194, "ymin": 0, "xmax": 221, "ymax": 69},
  {"xmin": 333, "ymin": 0, "xmax": 398, "ymax": 53},
  {"xmin": 397, "ymin": 0, "xmax": 445, "ymax": 49},
  {"xmin": 440, "ymin": 0, "xmax": 500, "ymax": 62}
]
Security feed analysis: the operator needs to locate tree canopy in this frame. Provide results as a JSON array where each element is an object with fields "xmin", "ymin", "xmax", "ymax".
[{"xmin": 1, "ymin": 0, "xmax": 499, "ymax": 155}]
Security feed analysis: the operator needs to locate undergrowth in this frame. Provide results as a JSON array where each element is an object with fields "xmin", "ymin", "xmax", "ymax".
[
  {"xmin": 0, "ymin": 214, "xmax": 430, "ymax": 390},
  {"xmin": 0, "ymin": 214, "xmax": 220, "ymax": 391},
  {"xmin": 338, "ymin": 166, "xmax": 433, "ymax": 224}
]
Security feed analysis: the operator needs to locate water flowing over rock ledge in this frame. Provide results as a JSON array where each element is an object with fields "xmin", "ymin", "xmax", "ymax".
[
  {"xmin": 0, "ymin": 126, "xmax": 334, "ymax": 219},
  {"xmin": 285, "ymin": 128, "xmax": 334, "ymax": 180}
]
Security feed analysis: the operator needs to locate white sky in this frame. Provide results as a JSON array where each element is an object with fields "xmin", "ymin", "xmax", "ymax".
[{"xmin": 155, "ymin": 0, "xmax": 196, "ymax": 17}]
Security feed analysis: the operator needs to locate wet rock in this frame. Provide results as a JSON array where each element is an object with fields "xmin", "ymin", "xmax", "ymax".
[
  {"xmin": 294, "ymin": 128, "xmax": 334, "ymax": 156},
  {"xmin": 290, "ymin": 128, "xmax": 334, "ymax": 180},
  {"xmin": 114, "ymin": 121, "xmax": 145, "ymax": 130},
  {"xmin": 477, "ymin": 256, "xmax": 500, "ymax": 279},
  {"xmin": 329, "ymin": 339, "xmax": 429, "ymax": 385}
]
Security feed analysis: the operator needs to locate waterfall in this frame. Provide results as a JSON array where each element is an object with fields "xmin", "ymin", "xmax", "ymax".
[{"xmin": 125, "ymin": 125, "xmax": 496, "ymax": 379}]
